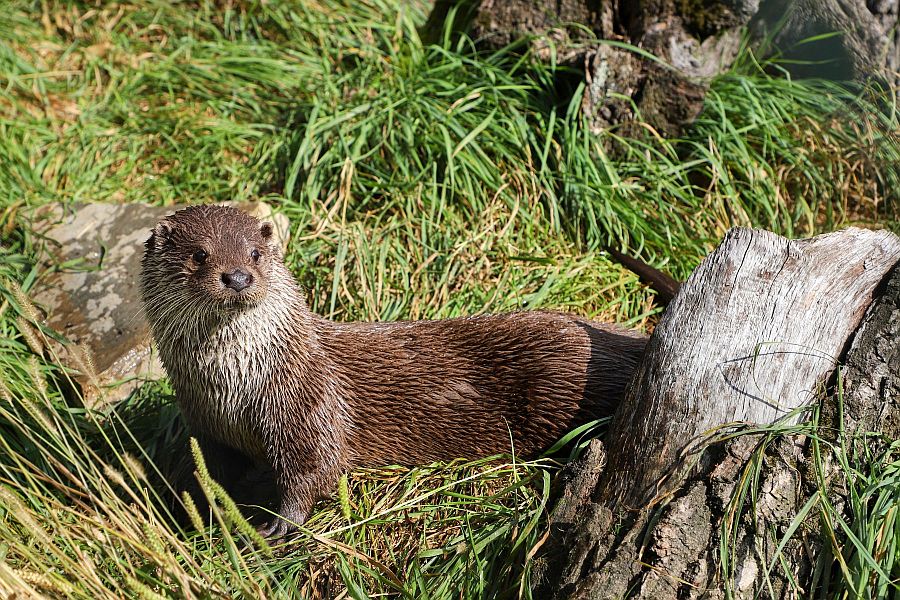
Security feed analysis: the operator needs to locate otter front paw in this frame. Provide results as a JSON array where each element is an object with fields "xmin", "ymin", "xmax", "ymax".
[{"xmin": 258, "ymin": 506, "xmax": 307, "ymax": 540}]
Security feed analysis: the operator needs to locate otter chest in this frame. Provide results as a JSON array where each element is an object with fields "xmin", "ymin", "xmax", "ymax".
[{"xmin": 168, "ymin": 325, "xmax": 271, "ymax": 459}]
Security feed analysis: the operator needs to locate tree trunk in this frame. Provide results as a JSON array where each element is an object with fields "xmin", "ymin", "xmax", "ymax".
[
  {"xmin": 839, "ymin": 260, "xmax": 900, "ymax": 440},
  {"xmin": 533, "ymin": 227, "xmax": 900, "ymax": 598},
  {"xmin": 751, "ymin": 0, "xmax": 891, "ymax": 81},
  {"xmin": 423, "ymin": 0, "xmax": 898, "ymax": 137}
]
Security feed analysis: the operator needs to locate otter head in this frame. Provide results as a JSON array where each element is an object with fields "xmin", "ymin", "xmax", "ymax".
[{"xmin": 141, "ymin": 205, "xmax": 279, "ymax": 316}]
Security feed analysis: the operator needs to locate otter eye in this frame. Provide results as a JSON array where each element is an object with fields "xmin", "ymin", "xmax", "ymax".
[
  {"xmin": 251, "ymin": 249, "xmax": 261, "ymax": 263},
  {"xmin": 192, "ymin": 250, "xmax": 208, "ymax": 264}
]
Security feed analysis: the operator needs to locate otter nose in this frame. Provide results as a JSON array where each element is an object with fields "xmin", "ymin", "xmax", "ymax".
[{"xmin": 221, "ymin": 269, "xmax": 253, "ymax": 292}]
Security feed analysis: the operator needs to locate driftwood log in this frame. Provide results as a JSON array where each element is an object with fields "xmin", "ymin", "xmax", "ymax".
[{"xmin": 535, "ymin": 227, "xmax": 900, "ymax": 598}]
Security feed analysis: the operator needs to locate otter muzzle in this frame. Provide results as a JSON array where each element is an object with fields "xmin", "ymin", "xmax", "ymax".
[{"xmin": 221, "ymin": 269, "xmax": 253, "ymax": 292}]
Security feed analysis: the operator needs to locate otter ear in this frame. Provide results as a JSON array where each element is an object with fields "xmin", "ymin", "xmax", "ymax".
[
  {"xmin": 259, "ymin": 221, "xmax": 284, "ymax": 259},
  {"xmin": 146, "ymin": 221, "xmax": 174, "ymax": 252}
]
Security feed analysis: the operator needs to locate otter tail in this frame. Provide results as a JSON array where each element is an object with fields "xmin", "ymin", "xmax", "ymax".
[{"xmin": 606, "ymin": 247, "xmax": 681, "ymax": 305}]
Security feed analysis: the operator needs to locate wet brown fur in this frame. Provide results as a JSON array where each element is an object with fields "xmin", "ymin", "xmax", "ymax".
[{"xmin": 140, "ymin": 205, "xmax": 648, "ymax": 536}]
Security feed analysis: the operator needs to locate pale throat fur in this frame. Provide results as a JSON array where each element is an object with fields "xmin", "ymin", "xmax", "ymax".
[{"xmin": 148, "ymin": 269, "xmax": 306, "ymax": 461}]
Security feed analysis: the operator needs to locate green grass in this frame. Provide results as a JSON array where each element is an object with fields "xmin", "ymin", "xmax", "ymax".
[
  {"xmin": 1, "ymin": 0, "xmax": 899, "ymax": 597},
  {"xmin": 713, "ymin": 390, "xmax": 900, "ymax": 599}
]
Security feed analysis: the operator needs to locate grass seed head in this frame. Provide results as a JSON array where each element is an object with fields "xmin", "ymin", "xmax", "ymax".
[
  {"xmin": 15, "ymin": 316, "xmax": 44, "ymax": 356},
  {"xmin": 7, "ymin": 279, "xmax": 41, "ymax": 324}
]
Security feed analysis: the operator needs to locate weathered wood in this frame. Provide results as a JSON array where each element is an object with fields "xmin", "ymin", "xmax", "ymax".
[
  {"xmin": 535, "ymin": 226, "xmax": 900, "ymax": 598},
  {"xmin": 601, "ymin": 226, "xmax": 900, "ymax": 508}
]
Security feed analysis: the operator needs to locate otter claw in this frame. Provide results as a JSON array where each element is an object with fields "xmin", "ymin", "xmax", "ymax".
[
  {"xmin": 258, "ymin": 519, "xmax": 292, "ymax": 540},
  {"xmin": 257, "ymin": 510, "xmax": 306, "ymax": 540}
]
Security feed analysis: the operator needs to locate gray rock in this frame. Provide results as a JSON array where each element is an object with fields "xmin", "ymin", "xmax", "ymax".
[{"xmin": 30, "ymin": 201, "xmax": 290, "ymax": 408}]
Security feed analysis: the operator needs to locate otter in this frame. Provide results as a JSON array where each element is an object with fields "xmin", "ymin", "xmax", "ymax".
[{"xmin": 140, "ymin": 205, "xmax": 648, "ymax": 538}]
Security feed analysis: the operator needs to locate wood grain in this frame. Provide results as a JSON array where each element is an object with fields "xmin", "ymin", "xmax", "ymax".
[{"xmin": 598, "ymin": 226, "xmax": 900, "ymax": 508}]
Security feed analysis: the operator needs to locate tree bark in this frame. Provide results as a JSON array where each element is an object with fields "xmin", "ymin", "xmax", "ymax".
[
  {"xmin": 837, "ymin": 255, "xmax": 900, "ymax": 440},
  {"xmin": 534, "ymin": 227, "xmax": 900, "ymax": 598},
  {"xmin": 751, "ymin": 0, "xmax": 891, "ymax": 81}
]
